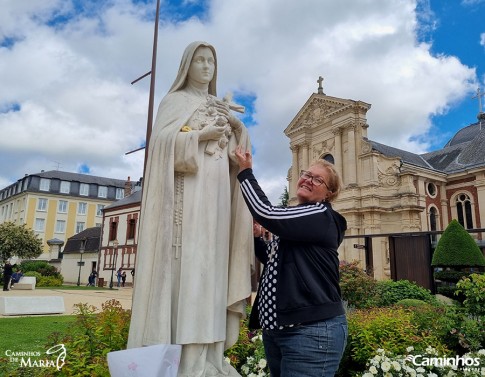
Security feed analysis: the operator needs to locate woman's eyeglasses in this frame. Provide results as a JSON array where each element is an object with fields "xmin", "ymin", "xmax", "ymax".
[{"xmin": 300, "ymin": 170, "xmax": 329, "ymax": 190}]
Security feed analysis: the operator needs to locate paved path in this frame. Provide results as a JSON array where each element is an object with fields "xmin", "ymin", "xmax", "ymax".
[{"xmin": 0, "ymin": 286, "xmax": 133, "ymax": 316}]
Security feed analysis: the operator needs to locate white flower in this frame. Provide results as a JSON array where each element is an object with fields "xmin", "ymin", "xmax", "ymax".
[
  {"xmin": 241, "ymin": 365, "xmax": 249, "ymax": 374},
  {"xmin": 369, "ymin": 365, "xmax": 378, "ymax": 374},
  {"xmin": 373, "ymin": 355, "xmax": 382, "ymax": 362},
  {"xmin": 417, "ymin": 367, "xmax": 426, "ymax": 373},
  {"xmin": 258, "ymin": 359, "xmax": 267, "ymax": 369},
  {"xmin": 427, "ymin": 373, "xmax": 438, "ymax": 377},
  {"xmin": 384, "ymin": 373, "xmax": 392, "ymax": 377},
  {"xmin": 407, "ymin": 346, "xmax": 415, "ymax": 352},
  {"xmin": 376, "ymin": 348, "xmax": 385, "ymax": 354},
  {"xmin": 381, "ymin": 361, "xmax": 391, "ymax": 372},
  {"xmin": 362, "ymin": 374, "xmax": 374, "ymax": 377},
  {"xmin": 391, "ymin": 361, "xmax": 401, "ymax": 371},
  {"xmin": 477, "ymin": 349, "xmax": 485, "ymax": 355}
]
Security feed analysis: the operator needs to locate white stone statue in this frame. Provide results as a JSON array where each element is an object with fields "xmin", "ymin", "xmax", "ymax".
[{"xmin": 127, "ymin": 41, "xmax": 254, "ymax": 377}]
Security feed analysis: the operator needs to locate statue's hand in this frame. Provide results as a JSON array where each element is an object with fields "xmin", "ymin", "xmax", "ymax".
[
  {"xmin": 198, "ymin": 124, "xmax": 226, "ymax": 142},
  {"xmin": 213, "ymin": 100, "xmax": 243, "ymax": 133}
]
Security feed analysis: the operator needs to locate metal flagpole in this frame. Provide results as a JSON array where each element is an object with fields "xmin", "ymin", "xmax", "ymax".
[
  {"xmin": 127, "ymin": 0, "xmax": 161, "ymax": 191},
  {"xmin": 143, "ymin": 0, "xmax": 161, "ymax": 177}
]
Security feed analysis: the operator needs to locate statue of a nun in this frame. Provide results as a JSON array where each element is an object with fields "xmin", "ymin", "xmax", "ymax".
[{"xmin": 127, "ymin": 41, "xmax": 253, "ymax": 377}]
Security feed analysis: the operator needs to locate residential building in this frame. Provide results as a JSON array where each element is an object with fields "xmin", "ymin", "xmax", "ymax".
[
  {"xmin": 284, "ymin": 84, "xmax": 485, "ymax": 280},
  {"xmin": 61, "ymin": 226, "xmax": 101, "ymax": 285},
  {"xmin": 0, "ymin": 170, "xmax": 130, "ymax": 260},
  {"xmin": 98, "ymin": 184, "xmax": 141, "ymax": 287}
]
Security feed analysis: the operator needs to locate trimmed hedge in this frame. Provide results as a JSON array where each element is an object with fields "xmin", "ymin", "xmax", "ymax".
[
  {"xmin": 431, "ymin": 220, "xmax": 485, "ymax": 267},
  {"xmin": 373, "ymin": 279, "xmax": 435, "ymax": 307},
  {"xmin": 434, "ymin": 270, "xmax": 469, "ymax": 282}
]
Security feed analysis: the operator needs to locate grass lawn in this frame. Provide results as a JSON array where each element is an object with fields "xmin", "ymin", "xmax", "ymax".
[{"xmin": 0, "ymin": 315, "xmax": 75, "ymax": 353}]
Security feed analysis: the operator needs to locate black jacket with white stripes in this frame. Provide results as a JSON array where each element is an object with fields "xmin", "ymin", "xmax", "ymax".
[{"xmin": 237, "ymin": 168, "xmax": 347, "ymax": 329}]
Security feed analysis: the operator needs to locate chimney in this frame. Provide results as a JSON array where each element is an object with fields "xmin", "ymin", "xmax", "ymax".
[{"xmin": 124, "ymin": 176, "xmax": 132, "ymax": 197}]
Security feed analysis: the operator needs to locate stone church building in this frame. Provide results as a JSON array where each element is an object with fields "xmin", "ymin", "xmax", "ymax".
[{"xmin": 284, "ymin": 81, "xmax": 485, "ymax": 280}]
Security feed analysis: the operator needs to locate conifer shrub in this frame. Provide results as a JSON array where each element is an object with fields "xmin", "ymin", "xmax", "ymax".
[
  {"xmin": 431, "ymin": 220, "xmax": 485, "ymax": 267},
  {"xmin": 431, "ymin": 220, "xmax": 485, "ymax": 300}
]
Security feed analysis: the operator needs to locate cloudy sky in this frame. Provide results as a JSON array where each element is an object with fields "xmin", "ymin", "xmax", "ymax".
[{"xmin": 1, "ymin": 0, "xmax": 484, "ymax": 202}]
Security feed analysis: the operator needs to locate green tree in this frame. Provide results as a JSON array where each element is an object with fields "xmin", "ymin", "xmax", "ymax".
[
  {"xmin": 278, "ymin": 186, "xmax": 289, "ymax": 206},
  {"xmin": 0, "ymin": 222, "xmax": 43, "ymax": 261}
]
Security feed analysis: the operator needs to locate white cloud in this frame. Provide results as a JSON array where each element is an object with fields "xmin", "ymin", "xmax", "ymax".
[{"xmin": 0, "ymin": 0, "xmax": 478, "ymax": 203}]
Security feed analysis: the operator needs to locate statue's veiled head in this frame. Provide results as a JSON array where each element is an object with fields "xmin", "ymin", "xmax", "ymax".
[{"xmin": 168, "ymin": 41, "xmax": 218, "ymax": 96}]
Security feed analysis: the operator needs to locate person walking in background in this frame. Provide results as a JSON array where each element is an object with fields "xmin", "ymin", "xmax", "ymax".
[
  {"xmin": 2, "ymin": 261, "xmax": 13, "ymax": 291},
  {"xmin": 235, "ymin": 146, "xmax": 348, "ymax": 377},
  {"xmin": 87, "ymin": 269, "xmax": 97, "ymax": 287},
  {"xmin": 121, "ymin": 271, "xmax": 127, "ymax": 287},
  {"xmin": 116, "ymin": 267, "xmax": 122, "ymax": 288}
]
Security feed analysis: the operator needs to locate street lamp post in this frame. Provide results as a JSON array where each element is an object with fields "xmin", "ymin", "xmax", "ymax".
[
  {"xmin": 109, "ymin": 240, "xmax": 119, "ymax": 289},
  {"xmin": 76, "ymin": 238, "xmax": 87, "ymax": 286}
]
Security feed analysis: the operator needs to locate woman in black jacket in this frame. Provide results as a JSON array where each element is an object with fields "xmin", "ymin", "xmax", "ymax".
[{"xmin": 235, "ymin": 146, "xmax": 348, "ymax": 377}]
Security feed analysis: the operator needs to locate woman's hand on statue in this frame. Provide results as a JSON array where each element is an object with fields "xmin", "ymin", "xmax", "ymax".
[
  {"xmin": 235, "ymin": 145, "xmax": 252, "ymax": 172},
  {"xmin": 198, "ymin": 124, "xmax": 226, "ymax": 142},
  {"xmin": 253, "ymin": 222, "xmax": 267, "ymax": 238}
]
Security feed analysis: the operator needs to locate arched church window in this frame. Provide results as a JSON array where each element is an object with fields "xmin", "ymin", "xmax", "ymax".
[
  {"xmin": 456, "ymin": 193, "xmax": 474, "ymax": 229},
  {"xmin": 321, "ymin": 154, "xmax": 335, "ymax": 164}
]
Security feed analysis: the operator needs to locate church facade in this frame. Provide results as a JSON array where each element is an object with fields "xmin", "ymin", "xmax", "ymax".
[{"xmin": 284, "ymin": 85, "xmax": 485, "ymax": 280}]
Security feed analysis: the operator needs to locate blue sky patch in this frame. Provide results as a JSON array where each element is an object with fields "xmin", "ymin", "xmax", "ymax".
[
  {"xmin": 0, "ymin": 102, "xmax": 21, "ymax": 113},
  {"xmin": 0, "ymin": 36, "xmax": 20, "ymax": 49},
  {"xmin": 159, "ymin": 0, "xmax": 209, "ymax": 23},
  {"xmin": 233, "ymin": 92, "xmax": 257, "ymax": 128},
  {"xmin": 45, "ymin": 0, "xmax": 110, "ymax": 31},
  {"xmin": 78, "ymin": 164, "xmax": 91, "ymax": 174}
]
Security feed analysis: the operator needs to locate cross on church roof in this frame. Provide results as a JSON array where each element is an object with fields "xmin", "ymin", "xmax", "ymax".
[
  {"xmin": 472, "ymin": 87, "xmax": 484, "ymax": 114},
  {"xmin": 317, "ymin": 76, "xmax": 325, "ymax": 95}
]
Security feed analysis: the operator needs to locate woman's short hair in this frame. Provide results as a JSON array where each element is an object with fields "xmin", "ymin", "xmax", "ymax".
[{"xmin": 310, "ymin": 159, "xmax": 343, "ymax": 202}]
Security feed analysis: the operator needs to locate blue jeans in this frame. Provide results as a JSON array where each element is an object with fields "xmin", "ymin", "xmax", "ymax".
[{"xmin": 262, "ymin": 315, "xmax": 348, "ymax": 377}]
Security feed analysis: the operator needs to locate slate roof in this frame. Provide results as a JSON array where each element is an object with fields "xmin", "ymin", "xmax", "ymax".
[
  {"xmin": 35, "ymin": 170, "xmax": 127, "ymax": 187},
  {"xmin": 369, "ymin": 140, "xmax": 432, "ymax": 169},
  {"xmin": 370, "ymin": 119, "xmax": 485, "ymax": 174},
  {"xmin": 63, "ymin": 226, "xmax": 101, "ymax": 254},
  {"xmin": 443, "ymin": 122, "xmax": 481, "ymax": 147},
  {"xmin": 421, "ymin": 121, "xmax": 485, "ymax": 173},
  {"xmin": 104, "ymin": 189, "xmax": 142, "ymax": 210}
]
